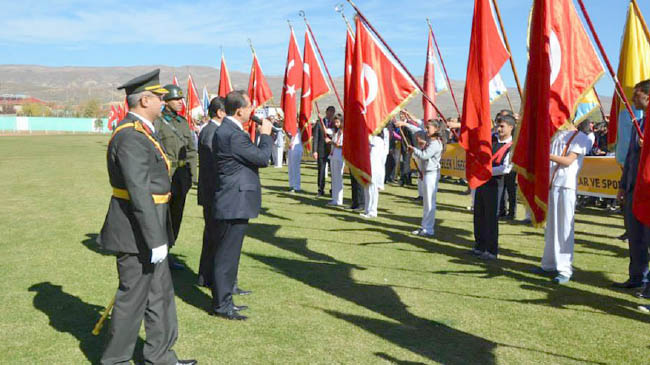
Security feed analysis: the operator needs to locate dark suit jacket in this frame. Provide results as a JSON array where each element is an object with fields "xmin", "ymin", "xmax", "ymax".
[
  {"xmin": 198, "ymin": 121, "xmax": 219, "ymax": 206},
  {"xmin": 312, "ymin": 119, "xmax": 332, "ymax": 157},
  {"xmin": 99, "ymin": 114, "xmax": 174, "ymax": 254},
  {"xmin": 211, "ymin": 117, "xmax": 272, "ymax": 220},
  {"xmin": 621, "ymin": 118, "xmax": 645, "ymax": 195}
]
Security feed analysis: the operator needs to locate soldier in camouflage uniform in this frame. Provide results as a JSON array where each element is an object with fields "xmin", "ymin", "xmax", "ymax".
[{"xmin": 154, "ymin": 84, "xmax": 198, "ymax": 270}]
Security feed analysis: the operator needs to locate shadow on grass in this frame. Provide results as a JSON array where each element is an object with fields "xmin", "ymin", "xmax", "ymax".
[
  {"xmin": 81, "ymin": 233, "xmax": 112, "ymax": 256},
  {"xmin": 28, "ymin": 281, "xmax": 146, "ymax": 364},
  {"xmin": 246, "ymin": 225, "xmax": 497, "ymax": 364},
  {"xmin": 169, "ymin": 255, "xmax": 213, "ymax": 313}
]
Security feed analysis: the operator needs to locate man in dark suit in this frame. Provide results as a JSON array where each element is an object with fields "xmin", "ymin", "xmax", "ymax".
[
  {"xmin": 197, "ymin": 97, "xmax": 225, "ymax": 288},
  {"xmin": 211, "ymin": 90, "xmax": 273, "ymax": 320},
  {"xmin": 98, "ymin": 69, "xmax": 196, "ymax": 365},
  {"xmin": 614, "ymin": 80, "xmax": 650, "ymax": 291},
  {"xmin": 312, "ymin": 105, "xmax": 335, "ymax": 196}
]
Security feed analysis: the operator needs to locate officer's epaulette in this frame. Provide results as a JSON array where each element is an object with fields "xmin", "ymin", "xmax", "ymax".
[{"xmin": 133, "ymin": 121, "xmax": 172, "ymax": 173}]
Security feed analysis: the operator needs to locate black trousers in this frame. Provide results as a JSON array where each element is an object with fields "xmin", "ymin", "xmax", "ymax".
[
  {"xmin": 350, "ymin": 173, "xmax": 365, "ymax": 208},
  {"xmin": 473, "ymin": 179, "xmax": 503, "ymax": 255},
  {"xmin": 624, "ymin": 192, "xmax": 650, "ymax": 282},
  {"xmin": 211, "ymin": 218, "xmax": 249, "ymax": 313},
  {"xmin": 385, "ymin": 149, "xmax": 396, "ymax": 182},
  {"xmin": 317, "ymin": 156, "xmax": 329, "ymax": 194},
  {"xmin": 499, "ymin": 171, "xmax": 517, "ymax": 217},
  {"xmin": 169, "ymin": 166, "xmax": 192, "ymax": 242},
  {"xmin": 198, "ymin": 204, "xmax": 218, "ymax": 287},
  {"xmin": 101, "ymin": 254, "xmax": 178, "ymax": 365},
  {"xmin": 399, "ymin": 151, "xmax": 412, "ymax": 185}
]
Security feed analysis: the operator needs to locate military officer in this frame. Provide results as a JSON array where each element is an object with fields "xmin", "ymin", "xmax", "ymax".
[
  {"xmin": 98, "ymin": 69, "xmax": 196, "ymax": 365},
  {"xmin": 154, "ymin": 84, "xmax": 198, "ymax": 270}
]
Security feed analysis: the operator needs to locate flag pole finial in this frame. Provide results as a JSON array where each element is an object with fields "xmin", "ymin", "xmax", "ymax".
[
  {"xmin": 298, "ymin": 10, "xmax": 305, "ymax": 19},
  {"xmin": 335, "ymin": 3, "xmax": 344, "ymax": 13},
  {"xmin": 426, "ymin": 18, "xmax": 431, "ymax": 27},
  {"xmin": 247, "ymin": 38, "xmax": 255, "ymax": 54},
  {"xmin": 287, "ymin": 19, "xmax": 292, "ymax": 28}
]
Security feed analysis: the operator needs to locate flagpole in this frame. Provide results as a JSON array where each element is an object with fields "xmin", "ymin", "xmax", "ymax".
[
  {"xmin": 592, "ymin": 88, "xmax": 608, "ymax": 122},
  {"xmin": 632, "ymin": 0, "xmax": 650, "ymax": 44},
  {"xmin": 576, "ymin": 0, "xmax": 643, "ymax": 137},
  {"xmin": 504, "ymin": 91, "xmax": 515, "ymax": 112},
  {"xmin": 345, "ymin": 0, "xmax": 460, "ymax": 141},
  {"xmin": 491, "ymin": 0, "xmax": 523, "ymax": 99},
  {"xmin": 427, "ymin": 19, "xmax": 461, "ymax": 117},
  {"xmin": 300, "ymin": 11, "xmax": 344, "ymax": 111}
]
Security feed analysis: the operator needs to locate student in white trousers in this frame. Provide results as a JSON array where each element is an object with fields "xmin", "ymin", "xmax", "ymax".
[
  {"xmin": 272, "ymin": 123, "xmax": 285, "ymax": 168},
  {"xmin": 327, "ymin": 115, "xmax": 345, "ymax": 206},
  {"xmin": 287, "ymin": 134, "xmax": 303, "ymax": 192},
  {"xmin": 362, "ymin": 131, "xmax": 386, "ymax": 218},
  {"xmin": 535, "ymin": 127, "xmax": 592, "ymax": 284},
  {"xmin": 397, "ymin": 119, "xmax": 445, "ymax": 236}
]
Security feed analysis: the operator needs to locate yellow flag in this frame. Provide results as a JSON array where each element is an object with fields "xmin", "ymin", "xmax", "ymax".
[{"xmin": 611, "ymin": 1, "xmax": 650, "ymax": 161}]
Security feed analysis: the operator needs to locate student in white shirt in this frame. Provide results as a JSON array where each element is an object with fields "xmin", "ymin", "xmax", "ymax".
[
  {"xmin": 327, "ymin": 114, "xmax": 345, "ymax": 206},
  {"xmin": 534, "ymin": 126, "xmax": 592, "ymax": 283},
  {"xmin": 405, "ymin": 120, "xmax": 445, "ymax": 237}
]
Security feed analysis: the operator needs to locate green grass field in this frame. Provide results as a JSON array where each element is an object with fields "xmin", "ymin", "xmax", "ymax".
[{"xmin": 0, "ymin": 134, "xmax": 648, "ymax": 364}]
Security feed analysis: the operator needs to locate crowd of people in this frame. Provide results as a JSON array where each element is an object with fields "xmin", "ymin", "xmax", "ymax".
[{"xmin": 96, "ymin": 69, "xmax": 650, "ymax": 364}]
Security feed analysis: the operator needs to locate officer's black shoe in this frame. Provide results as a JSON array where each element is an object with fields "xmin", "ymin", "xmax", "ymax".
[
  {"xmin": 176, "ymin": 360, "xmax": 198, "ymax": 365},
  {"xmin": 234, "ymin": 287, "xmax": 252, "ymax": 296}
]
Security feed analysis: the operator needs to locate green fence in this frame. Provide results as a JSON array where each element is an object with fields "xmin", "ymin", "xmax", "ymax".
[{"xmin": 0, "ymin": 116, "xmax": 110, "ymax": 133}]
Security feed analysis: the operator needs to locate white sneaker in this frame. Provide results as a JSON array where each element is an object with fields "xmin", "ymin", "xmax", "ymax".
[
  {"xmin": 411, "ymin": 228, "xmax": 422, "ymax": 235},
  {"xmin": 360, "ymin": 213, "xmax": 376, "ymax": 219},
  {"xmin": 479, "ymin": 252, "xmax": 497, "ymax": 260}
]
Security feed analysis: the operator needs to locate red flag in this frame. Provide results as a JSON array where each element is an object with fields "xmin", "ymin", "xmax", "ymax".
[
  {"xmin": 512, "ymin": 0, "xmax": 604, "ymax": 226},
  {"xmin": 343, "ymin": 16, "xmax": 418, "ymax": 186},
  {"xmin": 172, "ymin": 75, "xmax": 187, "ymax": 117},
  {"xmin": 423, "ymin": 29, "xmax": 437, "ymax": 121},
  {"xmin": 186, "ymin": 74, "xmax": 202, "ymax": 130},
  {"xmin": 460, "ymin": 0, "xmax": 510, "ymax": 189},
  {"xmin": 344, "ymin": 27, "xmax": 355, "ymax": 106},
  {"xmin": 633, "ymin": 102, "xmax": 650, "ymax": 225},
  {"xmin": 218, "ymin": 54, "xmax": 233, "ymax": 98},
  {"xmin": 247, "ymin": 51, "xmax": 273, "ymax": 141},
  {"xmin": 108, "ymin": 105, "xmax": 118, "ymax": 130},
  {"xmin": 299, "ymin": 30, "xmax": 331, "ymax": 152},
  {"xmin": 281, "ymin": 27, "xmax": 303, "ymax": 139}
]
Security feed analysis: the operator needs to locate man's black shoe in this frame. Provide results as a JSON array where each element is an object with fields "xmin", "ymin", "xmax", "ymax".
[
  {"xmin": 213, "ymin": 310, "xmax": 247, "ymax": 320},
  {"xmin": 347, "ymin": 205, "xmax": 359, "ymax": 210},
  {"xmin": 234, "ymin": 287, "xmax": 252, "ymax": 295},
  {"xmin": 176, "ymin": 360, "xmax": 198, "ymax": 365},
  {"xmin": 612, "ymin": 279, "xmax": 643, "ymax": 289},
  {"xmin": 233, "ymin": 304, "xmax": 249, "ymax": 311}
]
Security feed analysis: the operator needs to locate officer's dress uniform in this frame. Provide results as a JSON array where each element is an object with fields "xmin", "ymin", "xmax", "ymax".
[
  {"xmin": 155, "ymin": 107, "xmax": 198, "ymax": 240},
  {"xmin": 98, "ymin": 113, "xmax": 179, "ymax": 364}
]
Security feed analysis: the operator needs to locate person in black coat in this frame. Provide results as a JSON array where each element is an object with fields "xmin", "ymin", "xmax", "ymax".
[
  {"xmin": 197, "ymin": 97, "xmax": 225, "ymax": 288},
  {"xmin": 312, "ymin": 106, "xmax": 335, "ymax": 196},
  {"xmin": 614, "ymin": 80, "xmax": 650, "ymax": 292},
  {"xmin": 210, "ymin": 90, "xmax": 273, "ymax": 320},
  {"xmin": 98, "ymin": 70, "xmax": 196, "ymax": 365}
]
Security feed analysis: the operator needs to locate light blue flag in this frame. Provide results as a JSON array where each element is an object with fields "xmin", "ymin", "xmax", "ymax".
[
  {"xmin": 616, "ymin": 107, "xmax": 645, "ymax": 165},
  {"xmin": 202, "ymin": 86, "xmax": 210, "ymax": 117}
]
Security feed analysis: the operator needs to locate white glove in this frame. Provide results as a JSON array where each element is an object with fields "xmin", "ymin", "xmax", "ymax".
[{"xmin": 151, "ymin": 244, "xmax": 168, "ymax": 264}]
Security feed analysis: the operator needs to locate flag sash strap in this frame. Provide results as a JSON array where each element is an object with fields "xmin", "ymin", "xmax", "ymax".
[{"xmin": 548, "ymin": 130, "xmax": 579, "ymax": 189}]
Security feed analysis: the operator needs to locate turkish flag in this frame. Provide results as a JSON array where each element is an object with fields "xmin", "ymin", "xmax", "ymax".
[
  {"xmin": 344, "ymin": 27, "xmax": 355, "ymax": 107},
  {"xmin": 343, "ymin": 16, "xmax": 418, "ymax": 185},
  {"xmin": 512, "ymin": 0, "xmax": 604, "ymax": 226},
  {"xmin": 172, "ymin": 75, "xmax": 187, "ymax": 117},
  {"xmin": 299, "ymin": 30, "xmax": 330, "ymax": 152},
  {"xmin": 423, "ymin": 29, "xmax": 437, "ymax": 121},
  {"xmin": 281, "ymin": 27, "xmax": 303, "ymax": 139},
  {"xmin": 460, "ymin": 0, "xmax": 510, "ymax": 190},
  {"xmin": 186, "ymin": 74, "xmax": 202, "ymax": 130},
  {"xmin": 247, "ymin": 52, "xmax": 273, "ymax": 141},
  {"xmin": 108, "ymin": 105, "xmax": 119, "ymax": 130},
  {"xmin": 218, "ymin": 54, "xmax": 233, "ymax": 98}
]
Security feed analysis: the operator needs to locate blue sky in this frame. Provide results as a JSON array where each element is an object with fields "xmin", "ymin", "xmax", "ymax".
[{"xmin": 2, "ymin": 0, "xmax": 649, "ymax": 95}]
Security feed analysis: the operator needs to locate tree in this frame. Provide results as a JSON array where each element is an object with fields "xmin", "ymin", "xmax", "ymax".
[{"xmin": 80, "ymin": 99, "xmax": 101, "ymax": 118}]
